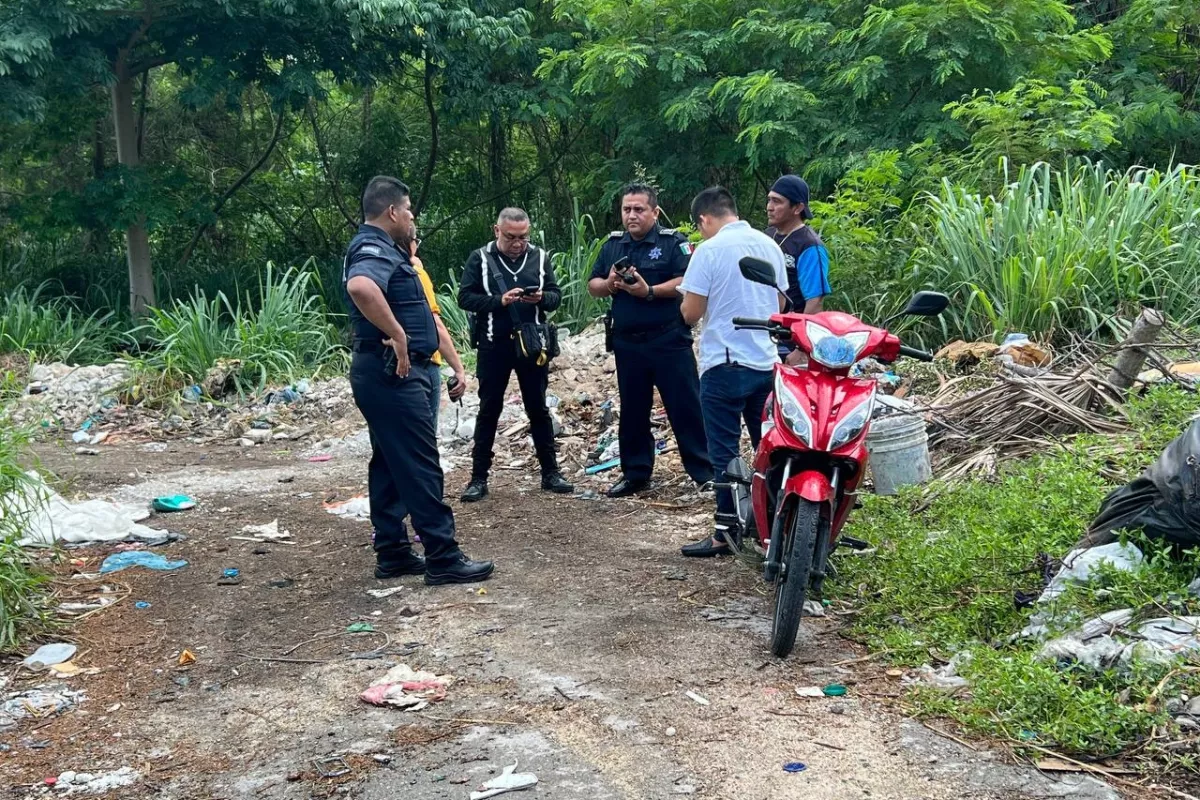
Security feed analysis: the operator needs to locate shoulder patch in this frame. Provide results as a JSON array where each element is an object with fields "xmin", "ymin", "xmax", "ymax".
[
  {"xmin": 359, "ymin": 244, "xmax": 382, "ymax": 256},
  {"xmin": 608, "ymin": 231, "xmax": 623, "ymax": 239},
  {"xmin": 679, "ymin": 241, "xmax": 694, "ymax": 256},
  {"xmin": 660, "ymin": 228, "xmax": 678, "ymax": 236}
]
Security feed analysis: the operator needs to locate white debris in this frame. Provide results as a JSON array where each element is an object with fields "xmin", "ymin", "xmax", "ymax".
[
  {"xmin": 22, "ymin": 643, "xmax": 77, "ymax": 669},
  {"xmin": 469, "ymin": 762, "xmax": 539, "ymax": 800},
  {"xmin": 0, "ymin": 684, "xmax": 85, "ymax": 731},
  {"xmin": 55, "ymin": 766, "xmax": 140, "ymax": 793},
  {"xmin": 8, "ymin": 471, "xmax": 173, "ymax": 547},
  {"xmin": 1039, "ymin": 542, "xmax": 1144, "ymax": 603},
  {"xmin": 366, "ymin": 586, "xmax": 406, "ymax": 599},
  {"xmin": 685, "ymin": 691, "xmax": 710, "ymax": 706},
  {"xmin": 239, "ymin": 520, "xmax": 291, "ymax": 541},
  {"xmin": 325, "ymin": 495, "xmax": 371, "ymax": 522}
]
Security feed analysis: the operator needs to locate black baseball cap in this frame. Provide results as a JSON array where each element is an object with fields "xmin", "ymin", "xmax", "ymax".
[{"xmin": 770, "ymin": 175, "xmax": 813, "ymax": 220}]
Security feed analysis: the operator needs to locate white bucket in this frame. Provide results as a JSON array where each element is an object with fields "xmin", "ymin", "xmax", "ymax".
[{"xmin": 865, "ymin": 413, "xmax": 932, "ymax": 495}]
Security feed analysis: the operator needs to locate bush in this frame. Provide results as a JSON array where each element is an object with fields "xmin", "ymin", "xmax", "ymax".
[{"xmin": 549, "ymin": 205, "xmax": 607, "ymax": 334}]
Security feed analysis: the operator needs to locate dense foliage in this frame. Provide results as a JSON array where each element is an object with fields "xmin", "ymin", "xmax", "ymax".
[{"xmin": 0, "ymin": 0, "xmax": 1197, "ymax": 331}]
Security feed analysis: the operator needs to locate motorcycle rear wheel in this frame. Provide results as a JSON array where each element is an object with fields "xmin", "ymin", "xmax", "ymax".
[{"xmin": 770, "ymin": 498, "xmax": 820, "ymax": 658}]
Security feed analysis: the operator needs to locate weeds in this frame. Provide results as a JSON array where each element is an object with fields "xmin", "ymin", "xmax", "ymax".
[
  {"xmin": 549, "ymin": 204, "xmax": 607, "ymax": 334},
  {"xmin": 0, "ymin": 283, "xmax": 114, "ymax": 365},
  {"xmin": 0, "ymin": 417, "xmax": 51, "ymax": 652},
  {"xmin": 834, "ymin": 385, "xmax": 1200, "ymax": 756},
  {"xmin": 131, "ymin": 262, "xmax": 347, "ymax": 395}
]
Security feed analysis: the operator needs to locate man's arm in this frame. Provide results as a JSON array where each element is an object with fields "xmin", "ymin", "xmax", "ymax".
[
  {"xmin": 433, "ymin": 315, "xmax": 467, "ymax": 398},
  {"xmin": 457, "ymin": 251, "xmax": 505, "ymax": 313},
  {"xmin": 797, "ymin": 246, "xmax": 830, "ymax": 315},
  {"xmin": 680, "ymin": 291, "xmax": 708, "ymax": 326},
  {"xmin": 347, "ymin": 276, "xmax": 410, "ymax": 376}
]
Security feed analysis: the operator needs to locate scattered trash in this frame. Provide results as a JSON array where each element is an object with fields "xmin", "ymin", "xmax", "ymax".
[
  {"xmin": 178, "ymin": 650, "xmax": 196, "ymax": 666},
  {"xmin": 885, "ymin": 669, "xmax": 904, "ymax": 679},
  {"xmin": 223, "ymin": 568, "xmax": 240, "ymax": 579},
  {"xmin": 8, "ymin": 472, "xmax": 178, "ymax": 548},
  {"xmin": 346, "ymin": 622, "xmax": 375, "ymax": 633},
  {"xmin": 366, "ymin": 586, "xmax": 406, "ymax": 599},
  {"xmin": 685, "ymin": 691, "xmax": 710, "ymax": 706},
  {"xmin": 99, "ymin": 551, "xmax": 188, "ymax": 574},
  {"xmin": 359, "ymin": 664, "xmax": 453, "ymax": 711},
  {"xmin": 821, "ymin": 684, "xmax": 847, "ymax": 697},
  {"xmin": 218, "ymin": 567, "xmax": 242, "ymax": 586},
  {"xmin": 904, "ymin": 659, "xmax": 970, "ymax": 693},
  {"xmin": 584, "ymin": 457, "xmax": 621, "ymax": 475},
  {"xmin": 135, "ymin": 601, "xmax": 151, "ymax": 609},
  {"xmin": 237, "ymin": 519, "xmax": 292, "ymax": 541},
  {"xmin": 151, "ymin": 495, "xmax": 195, "ymax": 512},
  {"xmin": 50, "ymin": 662, "xmax": 98, "ymax": 678},
  {"xmin": 74, "ymin": 447, "xmax": 99, "ymax": 456},
  {"xmin": 312, "ymin": 756, "xmax": 350, "ymax": 778},
  {"xmin": 574, "ymin": 489, "xmax": 601, "ymax": 501},
  {"xmin": 0, "ymin": 685, "xmax": 85, "ymax": 732},
  {"xmin": 181, "ymin": 385, "xmax": 203, "ymax": 403},
  {"xmin": 267, "ymin": 579, "xmax": 294, "ymax": 589},
  {"xmin": 23, "ymin": 644, "xmax": 77, "ymax": 670},
  {"xmin": 1038, "ymin": 542, "xmax": 1144, "ymax": 604},
  {"xmin": 52, "ymin": 767, "xmax": 141, "ymax": 793},
  {"xmin": 665, "ymin": 726, "xmax": 677, "ymax": 737},
  {"xmin": 469, "ymin": 761, "xmax": 539, "ymax": 800},
  {"xmin": 308, "ymin": 454, "xmax": 333, "ymax": 463},
  {"xmin": 324, "ymin": 496, "xmax": 370, "ymax": 522},
  {"xmin": 783, "ymin": 762, "xmax": 808, "ymax": 773},
  {"xmin": 795, "ymin": 686, "xmax": 825, "ymax": 698},
  {"xmin": 71, "ymin": 430, "xmax": 90, "ymax": 444},
  {"xmin": 802, "ymin": 600, "xmax": 826, "ymax": 617}
]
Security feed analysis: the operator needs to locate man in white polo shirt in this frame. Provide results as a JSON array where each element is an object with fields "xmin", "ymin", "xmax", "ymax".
[{"xmin": 677, "ymin": 186, "xmax": 788, "ymax": 557}]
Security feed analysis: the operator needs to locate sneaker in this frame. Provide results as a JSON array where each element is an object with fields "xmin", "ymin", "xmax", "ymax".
[
  {"xmin": 374, "ymin": 550, "xmax": 426, "ymax": 579},
  {"xmin": 541, "ymin": 471, "xmax": 574, "ymax": 494},
  {"xmin": 424, "ymin": 555, "xmax": 496, "ymax": 586},
  {"xmin": 460, "ymin": 478, "xmax": 488, "ymax": 503}
]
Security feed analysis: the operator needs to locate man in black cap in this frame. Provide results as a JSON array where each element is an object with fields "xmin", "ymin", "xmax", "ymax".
[
  {"xmin": 343, "ymin": 175, "xmax": 494, "ymax": 585},
  {"xmin": 766, "ymin": 175, "xmax": 831, "ymax": 317}
]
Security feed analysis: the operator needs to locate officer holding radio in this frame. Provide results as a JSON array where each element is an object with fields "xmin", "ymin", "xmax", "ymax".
[{"xmin": 587, "ymin": 183, "xmax": 712, "ymax": 498}]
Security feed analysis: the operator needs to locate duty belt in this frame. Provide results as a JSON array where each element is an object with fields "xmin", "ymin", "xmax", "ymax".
[
  {"xmin": 612, "ymin": 319, "xmax": 686, "ymax": 344},
  {"xmin": 351, "ymin": 340, "xmax": 433, "ymax": 364}
]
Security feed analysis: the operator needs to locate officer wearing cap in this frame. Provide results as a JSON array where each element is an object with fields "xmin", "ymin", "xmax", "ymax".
[
  {"xmin": 343, "ymin": 175, "xmax": 493, "ymax": 586},
  {"xmin": 587, "ymin": 182, "xmax": 713, "ymax": 498},
  {"xmin": 765, "ymin": 175, "xmax": 831, "ymax": 315}
]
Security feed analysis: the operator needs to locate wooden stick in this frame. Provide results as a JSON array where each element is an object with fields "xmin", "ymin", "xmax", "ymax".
[
  {"xmin": 923, "ymin": 722, "xmax": 980, "ymax": 752},
  {"xmin": 832, "ymin": 648, "xmax": 893, "ymax": 667},
  {"xmin": 1008, "ymin": 740, "xmax": 1147, "ymax": 795}
]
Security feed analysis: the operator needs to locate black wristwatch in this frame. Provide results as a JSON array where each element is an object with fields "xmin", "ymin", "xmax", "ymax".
[{"xmin": 644, "ymin": 287, "xmax": 655, "ymax": 302}]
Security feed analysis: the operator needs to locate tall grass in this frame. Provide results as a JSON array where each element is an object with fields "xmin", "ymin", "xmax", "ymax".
[
  {"xmin": 550, "ymin": 204, "xmax": 607, "ymax": 333},
  {"xmin": 133, "ymin": 262, "xmax": 348, "ymax": 395},
  {"xmin": 0, "ymin": 419, "xmax": 51, "ymax": 652},
  {"xmin": 436, "ymin": 272, "xmax": 474, "ymax": 355},
  {"xmin": 0, "ymin": 283, "xmax": 115, "ymax": 365},
  {"xmin": 912, "ymin": 161, "xmax": 1200, "ymax": 342}
]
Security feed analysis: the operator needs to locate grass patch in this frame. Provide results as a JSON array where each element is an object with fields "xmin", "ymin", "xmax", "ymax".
[
  {"xmin": 0, "ymin": 283, "xmax": 115, "ymax": 365},
  {"xmin": 0, "ymin": 416, "xmax": 52, "ymax": 652},
  {"xmin": 131, "ymin": 261, "xmax": 348, "ymax": 396},
  {"xmin": 834, "ymin": 385, "xmax": 1200, "ymax": 757}
]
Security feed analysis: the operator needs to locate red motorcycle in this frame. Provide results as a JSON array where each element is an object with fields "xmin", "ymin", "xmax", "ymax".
[{"xmin": 723, "ymin": 258, "xmax": 948, "ymax": 657}]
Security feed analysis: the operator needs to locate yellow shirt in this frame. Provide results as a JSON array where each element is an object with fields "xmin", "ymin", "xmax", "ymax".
[{"xmin": 411, "ymin": 255, "xmax": 443, "ymax": 366}]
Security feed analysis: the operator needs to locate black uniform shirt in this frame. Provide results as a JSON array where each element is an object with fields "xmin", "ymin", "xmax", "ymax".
[
  {"xmin": 342, "ymin": 224, "xmax": 438, "ymax": 359},
  {"xmin": 592, "ymin": 224, "xmax": 692, "ymax": 334}
]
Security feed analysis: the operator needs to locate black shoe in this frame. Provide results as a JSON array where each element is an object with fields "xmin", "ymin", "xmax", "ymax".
[
  {"xmin": 681, "ymin": 534, "xmax": 732, "ymax": 558},
  {"xmin": 424, "ymin": 555, "xmax": 495, "ymax": 586},
  {"xmin": 460, "ymin": 478, "xmax": 488, "ymax": 503},
  {"xmin": 541, "ymin": 471, "xmax": 574, "ymax": 494},
  {"xmin": 374, "ymin": 550, "xmax": 426, "ymax": 579},
  {"xmin": 606, "ymin": 477, "xmax": 650, "ymax": 498}
]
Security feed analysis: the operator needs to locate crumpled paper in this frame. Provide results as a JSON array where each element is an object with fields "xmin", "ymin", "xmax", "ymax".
[{"xmin": 359, "ymin": 664, "xmax": 453, "ymax": 711}]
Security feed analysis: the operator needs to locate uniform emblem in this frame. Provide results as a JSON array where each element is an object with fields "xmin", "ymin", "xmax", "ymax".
[
  {"xmin": 648, "ymin": 246, "xmax": 662, "ymax": 260},
  {"xmin": 361, "ymin": 245, "xmax": 382, "ymax": 256},
  {"xmin": 679, "ymin": 242, "xmax": 694, "ymax": 255}
]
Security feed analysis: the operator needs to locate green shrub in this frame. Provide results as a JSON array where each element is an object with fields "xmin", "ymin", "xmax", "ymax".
[
  {"xmin": 0, "ymin": 283, "xmax": 115, "ymax": 365},
  {"xmin": 0, "ymin": 418, "xmax": 52, "ymax": 652}
]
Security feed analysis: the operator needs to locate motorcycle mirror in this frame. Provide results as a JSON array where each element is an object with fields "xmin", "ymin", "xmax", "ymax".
[
  {"xmin": 738, "ymin": 256, "xmax": 778, "ymax": 288},
  {"xmin": 901, "ymin": 291, "xmax": 950, "ymax": 317}
]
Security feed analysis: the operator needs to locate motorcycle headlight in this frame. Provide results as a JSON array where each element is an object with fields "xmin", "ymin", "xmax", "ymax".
[
  {"xmin": 774, "ymin": 374, "xmax": 812, "ymax": 447},
  {"xmin": 806, "ymin": 322, "xmax": 870, "ymax": 370},
  {"xmin": 761, "ymin": 393, "xmax": 775, "ymax": 435},
  {"xmin": 828, "ymin": 394, "xmax": 875, "ymax": 450}
]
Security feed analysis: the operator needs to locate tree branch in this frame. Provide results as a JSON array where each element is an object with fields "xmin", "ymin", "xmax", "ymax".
[
  {"xmin": 174, "ymin": 109, "xmax": 289, "ymax": 272},
  {"xmin": 415, "ymin": 49, "xmax": 439, "ymax": 215},
  {"xmin": 307, "ymin": 101, "xmax": 358, "ymax": 232},
  {"xmin": 421, "ymin": 125, "xmax": 584, "ymax": 241}
]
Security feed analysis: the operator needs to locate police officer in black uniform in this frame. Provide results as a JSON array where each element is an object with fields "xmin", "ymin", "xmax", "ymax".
[
  {"xmin": 587, "ymin": 183, "xmax": 713, "ymax": 497},
  {"xmin": 343, "ymin": 175, "xmax": 493, "ymax": 585}
]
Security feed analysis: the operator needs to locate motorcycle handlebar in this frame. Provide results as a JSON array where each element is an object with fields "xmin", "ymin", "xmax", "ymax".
[
  {"xmin": 731, "ymin": 317, "xmax": 771, "ymax": 328},
  {"xmin": 899, "ymin": 344, "xmax": 934, "ymax": 362}
]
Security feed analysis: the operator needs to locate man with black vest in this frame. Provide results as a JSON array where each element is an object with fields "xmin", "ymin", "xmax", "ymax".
[
  {"xmin": 587, "ymin": 183, "xmax": 712, "ymax": 498},
  {"xmin": 343, "ymin": 175, "xmax": 493, "ymax": 585},
  {"xmin": 765, "ymin": 175, "xmax": 830, "ymax": 315},
  {"xmin": 457, "ymin": 207, "xmax": 574, "ymax": 502}
]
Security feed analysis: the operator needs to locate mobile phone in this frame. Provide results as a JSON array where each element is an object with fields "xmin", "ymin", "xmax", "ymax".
[
  {"xmin": 612, "ymin": 257, "xmax": 637, "ymax": 285},
  {"xmin": 382, "ymin": 349, "xmax": 396, "ymax": 375},
  {"xmin": 521, "ymin": 287, "xmax": 538, "ymax": 296}
]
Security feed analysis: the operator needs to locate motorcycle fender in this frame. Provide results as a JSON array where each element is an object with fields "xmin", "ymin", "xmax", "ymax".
[{"xmin": 787, "ymin": 470, "xmax": 832, "ymax": 503}]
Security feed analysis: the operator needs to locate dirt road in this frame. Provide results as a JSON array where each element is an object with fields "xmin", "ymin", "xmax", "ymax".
[{"xmin": 2, "ymin": 443, "xmax": 1121, "ymax": 799}]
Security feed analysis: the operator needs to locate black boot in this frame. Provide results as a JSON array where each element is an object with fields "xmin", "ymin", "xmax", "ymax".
[
  {"xmin": 425, "ymin": 555, "xmax": 496, "ymax": 586},
  {"xmin": 606, "ymin": 477, "xmax": 650, "ymax": 498},
  {"xmin": 460, "ymin": 477, "xmax": 488, "ymax": 503},
  {"xmin": 374, "ymin": 549, "xmax": 426, "ymax": 579},
  {"xmin": 541, "ymin": 470, "xmax": 574, "ymax": 494}
]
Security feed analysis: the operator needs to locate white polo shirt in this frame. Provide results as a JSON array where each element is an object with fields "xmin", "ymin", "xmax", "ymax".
[{"xmin": 678, "ymin": 220, "xmax": 788, "ymax": 374}]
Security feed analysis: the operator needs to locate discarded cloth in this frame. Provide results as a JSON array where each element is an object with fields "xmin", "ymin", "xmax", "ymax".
[
  {"xmin": 22, "ymin": 643, "xmax": 77, "ymax": 669},
  {"xmin": 359, "ymin": 664, "xmax": 452, "ymax": 711},
  {"xmin": 9, "ymin": 471, "xmax": 177, "ymax": 548},
  {"xmin": 324, "ymin": 496, "xmax": 371, "ymax": 522},
  {"xmin": 99, "ymin": 551, "xmax": 188, "ymax": 574},
  {"xmin": 0, "ymin": 684, "xmax": 84, "ymax": 732},
  {"xmin": 469, "ymin": 762, "xmax": 539, "ymax": 800},
  {"xmin": 1038, "ymin": 542, "xmax": 1143, "ymax": 603}
]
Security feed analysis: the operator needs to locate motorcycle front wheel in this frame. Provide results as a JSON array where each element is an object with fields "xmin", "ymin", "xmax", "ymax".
[{"xmin": 770, "ymin": 498, "xmax": 820, "ymax": 658}]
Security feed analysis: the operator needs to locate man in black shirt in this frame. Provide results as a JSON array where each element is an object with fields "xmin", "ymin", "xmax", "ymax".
[
  {"xmin": 765, "ymin": 174, "xmax": 831, "ymax": 315},
  {"xmin": 343, "ymin": 176, "xmax": 493, "ymax": 585},
  {"xmin": 587, "ymin": 183, "xmax": 712, "ymax": 497},
  {"xmin": 457, "ymin": 208, "xmax": 574, "ymax": 502}
]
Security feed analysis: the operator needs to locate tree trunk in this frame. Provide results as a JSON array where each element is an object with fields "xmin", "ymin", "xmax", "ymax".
[
  {"xmin": 415, "ymin": 49, "xmax": 439, "ymax": 215},
  {"xmin": 1106, "ymin": 307, "xmax": 1166, "ymax": 391},
  {"xmin": 111, "ymin": 74, "xmax": 155, "ymax": 316},
  {"xmin": 489, "ymin": 109, "xmax": 506, "ymax": 212}
]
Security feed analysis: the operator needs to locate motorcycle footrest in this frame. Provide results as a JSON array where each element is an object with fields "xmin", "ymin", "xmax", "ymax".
[{"xmin": 839, "ymin": 536, "xmax": 871, "ymax": 551}]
